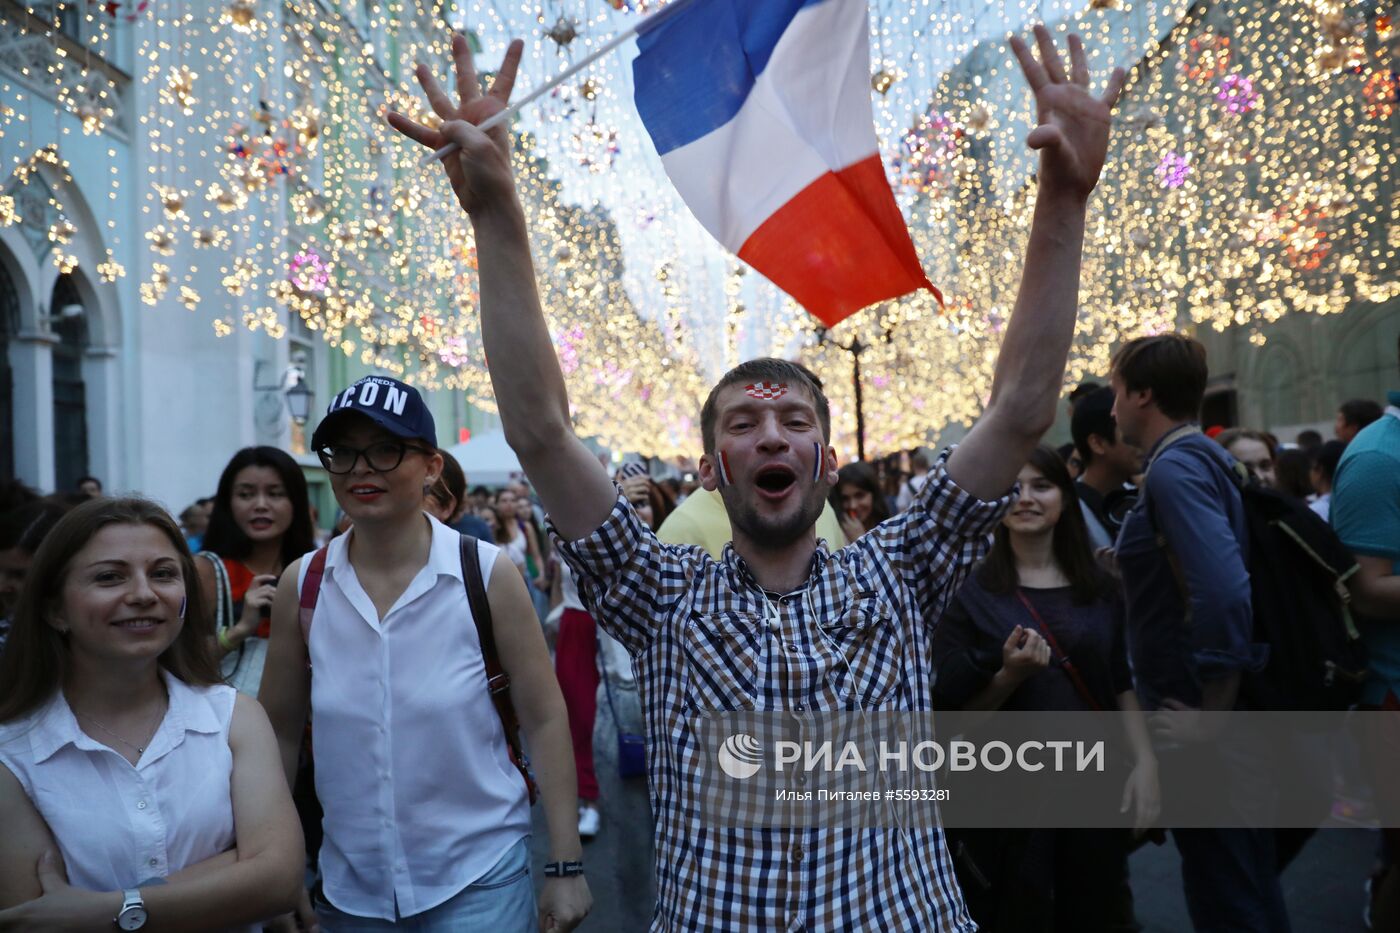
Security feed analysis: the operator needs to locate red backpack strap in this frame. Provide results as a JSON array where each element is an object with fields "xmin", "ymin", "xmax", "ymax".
[
  {"xmin": 299, "ymin": 547, "xmax": 330, "ymax": 647},
  {"xmin": 459, "ymin": 534, "xmax": 539, "ymax": 805}
]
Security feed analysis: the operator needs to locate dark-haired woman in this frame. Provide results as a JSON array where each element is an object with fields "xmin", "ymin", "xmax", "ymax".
[
  {"xmin": 197, "ymin": 447, "xmax": 315, "ymax": 696},
  {"xmin": 831, "ymin": 461, "xmax": 892, "ymax": 544},
  {"xmin": 932, "ymin": 445, "xmax": 1158, "ymax": 933},
  {"xmin": 0, "ymin": 498, "xmax": 303, "ymax": 929}
]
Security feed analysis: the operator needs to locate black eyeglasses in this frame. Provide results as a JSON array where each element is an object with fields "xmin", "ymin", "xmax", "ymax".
[{"xmin": 317, "ymin": 441, "xmax": 434, "ymax": 475}]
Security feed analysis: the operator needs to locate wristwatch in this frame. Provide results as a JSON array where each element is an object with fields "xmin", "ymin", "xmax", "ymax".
[{"xmin": 114, "ymin": 888, "xmax": 148, "ymax": 930}]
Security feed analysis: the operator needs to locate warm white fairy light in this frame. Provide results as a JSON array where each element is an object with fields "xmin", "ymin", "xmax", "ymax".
[{"xmin": 0, "ymin": 0, "xmax": 1394, "ymax": 457}]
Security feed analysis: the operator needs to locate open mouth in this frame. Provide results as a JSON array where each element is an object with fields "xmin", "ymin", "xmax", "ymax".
[
  {"xmin": 754, "ymin": 465, "xmax": 797, "ymax": 499},
  {"xmin": 248, "ymin": 517, "xmax": 274, "ymax": 531}
]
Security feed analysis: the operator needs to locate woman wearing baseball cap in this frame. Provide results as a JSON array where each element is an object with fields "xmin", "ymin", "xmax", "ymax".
[{"xmin": 258, "ymin": 375, "xmax": 590, "ymax": 931}]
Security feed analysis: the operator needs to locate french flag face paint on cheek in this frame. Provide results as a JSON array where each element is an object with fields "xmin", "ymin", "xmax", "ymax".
[
  {"xmin": 178, "ymin": 596, "xmax": 187, "ymax": 620},
  {"xmin": 812, "ymin": 442, "xmax": 824, "ymax": 483},
  {"xmin": 717, "ymin": 450, "xmax": 734, "ymax": 488}
]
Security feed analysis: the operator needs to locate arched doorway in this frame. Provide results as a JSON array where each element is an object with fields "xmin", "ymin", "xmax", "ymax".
[
  {"xmin": 51, "ymin": 274, "xmax": 89, "ymax": 492},
  {"xmin": 0, "ymin": 260, "xmax": 15, "ymax": 482}
]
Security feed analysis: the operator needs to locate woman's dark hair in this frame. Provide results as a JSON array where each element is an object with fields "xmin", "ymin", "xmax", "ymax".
[
  {"xmin": 428, "ymin": 449, "xmax": 468, "ymax": 520},
  {"xmin": 1, "ymin": 499, "xmax": 71, "ymax": 553},
  {"xmin": 979, "ymin": 445, "xmax": 1113, "ymax": 605},
  {"xmin": 488, "ymin": 505, "xmax": 517, "ymax": 542},
  {"xmin": 830, "ymin": 462, "xmax": 892, "ymax": 530},
  {"xmin": 202, "ymin": 447, "xmax": 315, "ymax": 567},
  {"xmin": 639, "ymin": 479, "xmax": 676, "ymax": 530},
  {"xmin": 0, "ymin": 498, "xmax": 221, "ymax": 723},
  {"xmin": 1273, "ymin": 448, "xmax": 1313, "ymax": 500},
  {"xmin": 1314, "ymin": 440, "xmax": 1346, "ymax": 486}
]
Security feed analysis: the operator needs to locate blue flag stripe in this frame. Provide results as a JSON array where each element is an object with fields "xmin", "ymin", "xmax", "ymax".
[{"xmin": 633, "ymin": 0, "xmax": 831, "ymax": 156}]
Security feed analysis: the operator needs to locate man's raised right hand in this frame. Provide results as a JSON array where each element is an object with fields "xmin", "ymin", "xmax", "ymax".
[{"xmin": 385, "ymin": 33, "xmax": 524, "ymax": 217}]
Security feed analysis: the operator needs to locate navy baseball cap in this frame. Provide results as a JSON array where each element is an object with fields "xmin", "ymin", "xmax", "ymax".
[{"xmin": 311, "ymin": 375, "xmax": 437, "ymax": 449}]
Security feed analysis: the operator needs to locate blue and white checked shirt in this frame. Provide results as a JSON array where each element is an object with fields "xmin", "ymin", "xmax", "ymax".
[{"xmin": 554, "ymin": 452, "xmax": 1011, "ymax": 931}]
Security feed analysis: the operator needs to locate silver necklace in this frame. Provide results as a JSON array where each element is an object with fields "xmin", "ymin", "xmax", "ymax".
[{"xmin": 75, "ymin": 700, "xmax": 167, "ymax": 755}]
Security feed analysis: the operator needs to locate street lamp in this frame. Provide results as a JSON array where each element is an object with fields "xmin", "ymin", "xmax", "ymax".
[
  {"xmin": 815, "ymin": 327, "xmax": 868, "ymax": 463},
  {"xmin": 284, "ymin": 377, "xmax": 313, "ymax": 426}
]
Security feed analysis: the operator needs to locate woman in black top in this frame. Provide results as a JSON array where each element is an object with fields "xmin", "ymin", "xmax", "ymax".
[{"xmin": 932, "ymin": 445, "xmax": 1158, "ymax": 933}]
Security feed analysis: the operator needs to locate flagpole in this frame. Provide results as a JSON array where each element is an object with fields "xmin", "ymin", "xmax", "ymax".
[{"xmin": 419, "ymin": 0, "xmax": 700, "ymax": 167}]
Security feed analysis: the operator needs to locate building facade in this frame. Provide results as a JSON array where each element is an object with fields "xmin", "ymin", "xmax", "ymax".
[{"xmin": 0, "ymin": 0, "xmax": 504, "ymax": 521}]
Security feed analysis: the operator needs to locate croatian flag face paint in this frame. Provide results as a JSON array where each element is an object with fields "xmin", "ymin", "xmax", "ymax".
[
  {"xmin": 812, "ymin": 442, "xmax": 824, "ymax": 483},
  {"xmin": 717, "ymin": 450, "xmax": 735, "ymax": 487},
  {"xmin": 745, "ymin": 382, "xmax": 788, "ymax": 400}
]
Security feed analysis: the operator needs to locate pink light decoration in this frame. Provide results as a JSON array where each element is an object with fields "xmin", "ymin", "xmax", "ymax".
[
  {"xmin": 555, "ymin": 326, "xmax": 585, "ymax": 375},
  {"xmin": 438, "ymin": 336, "xmax": 471, "ymax": 367},
  {"xmin": 1155, "ymin": 151, "xmax": 1191, "ymax": 189},
  {"xmin": 1215, "ymin": 74, "xmax": 1260, "ymax": 114},
  {"xmin": 288, "ymin": 247, "xmax": 329, "ymax": 292},
  {"xmin": 896, "ymin": 109, "xmax": 962, "ymax": 195}
]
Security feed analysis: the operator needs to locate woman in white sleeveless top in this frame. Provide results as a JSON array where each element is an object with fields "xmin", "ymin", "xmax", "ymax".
[
  {"xmin": 0, "ymin": 498, "xmax": 304, "ymax": 930},
  {"xmin": 258, "ymin": 375, "xmax": 590, "ymax": 931}
]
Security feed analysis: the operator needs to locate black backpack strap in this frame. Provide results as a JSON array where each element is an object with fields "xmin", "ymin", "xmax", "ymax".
[{"xmin": 459, "ymin": 535, "xmax": 539, "ymax": 804}]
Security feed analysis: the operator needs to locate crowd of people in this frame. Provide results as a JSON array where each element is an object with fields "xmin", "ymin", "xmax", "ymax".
[{"xmin": 0, "ymin": 22, "xmax": 1395, "ymax": 933}]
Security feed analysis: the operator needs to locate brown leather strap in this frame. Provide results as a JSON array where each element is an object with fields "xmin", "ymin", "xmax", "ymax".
[
  {"xmin": 460, "ymin": 535, "xmax": 538, "ymax": 804},
  {"xmin": 1015, "ymin": 588, "xmax": 1104, "ymax": 712},
  {"xmin": 298, "ymin": 547, "xmax": 329, "ymax": 647}
]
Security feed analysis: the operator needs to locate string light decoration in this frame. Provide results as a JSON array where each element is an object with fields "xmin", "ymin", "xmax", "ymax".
[{"xmin": 1, "ymin": 0, "xmax": 1394, "ymax": 459}]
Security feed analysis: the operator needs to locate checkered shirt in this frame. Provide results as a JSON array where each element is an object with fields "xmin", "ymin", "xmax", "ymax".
[{"xmin": 553, "ymin": 451, "xmax": 1012, "ymax": 932}]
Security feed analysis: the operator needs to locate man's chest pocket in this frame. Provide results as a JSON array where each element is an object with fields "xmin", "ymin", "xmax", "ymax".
[
  {"xmin": 683, "ymin": 612, "xmax": 761, "ymax": 711},
  {"xmin": 818, "ymin": 592, "xmax": 904, "ymax": 710}
]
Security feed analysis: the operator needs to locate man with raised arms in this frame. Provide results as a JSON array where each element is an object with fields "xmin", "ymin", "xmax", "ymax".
[{"xmin": 388, "ymin": 24, "xmax": 1125, "ymax": 932}]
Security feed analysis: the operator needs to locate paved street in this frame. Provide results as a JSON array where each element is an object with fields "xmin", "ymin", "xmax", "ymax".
[
  {"xmin": 531, "ymin": 673, "xmax": 656, "ymax": 931},
  {"xmin": 1131, "ymin": 827, "xmax": 1376, "ymax": 933}
]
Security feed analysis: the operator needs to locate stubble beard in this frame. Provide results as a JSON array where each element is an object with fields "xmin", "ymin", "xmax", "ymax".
[{"xmin": 725, "ymin": 482, "xmax": 828, "ymax": 550}]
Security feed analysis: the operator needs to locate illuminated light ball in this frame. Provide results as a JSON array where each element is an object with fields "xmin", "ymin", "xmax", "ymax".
[
  {"xmin": 49, "ymin": 219, "xmax": 77, "ymax": 244},
  {"xmin": 1282, "ymin": 222, "xmax": 1331, "ymax": 271},
  {"xmin": 226, "ymin": 0, "xmax": 256, "ymax": 30},
  {"xmin": 872, "ymin": 69, "xmax": 896, "ymax": 95},
  {"xmin": 555, "ymin": 326, "xmax": 586, "ymax": 375},
  {"xmin": 1215, "ymin": 74, "xmax": 1260, "ymax": 114},
  {"xmin": 545, "ymin": 15, "xmax": 579, "ymax": 47},
  {"xmin": 965, "ymin": 103, "xmax": 992, "ymax": 134},
  {"xmin": 438, "ymin": 336, "xmax": 471, "ymax": 368},
  {"xmin": 289, "ymin": 248, "xmax": 330, "ymax": 292},
  {"xmin": 1181, "ymin": 33, "xmax": 1231, "ymax": 83},
  {"xmin": 1155, "ymin": 151, "xmax": 1191, "ymax": 189},
  {"xmin": 260, "ymin": 138, "xmax": 299, "ymax": 178},
  {"xmin": 227, "ymin": 123, "xmax": 254, "ymax": 158},
  {"xmin": 895, "ymin": 109, "xmax": 962, "ymax": 195},
  {"xmin": 1361, "ymin": 69, "xmax": 1399, "ymax": 120}
]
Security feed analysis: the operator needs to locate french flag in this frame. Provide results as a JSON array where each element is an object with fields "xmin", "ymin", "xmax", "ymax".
[{"xmin": 633, "ymin": 0, "xmax": 940, "ymax": 328}]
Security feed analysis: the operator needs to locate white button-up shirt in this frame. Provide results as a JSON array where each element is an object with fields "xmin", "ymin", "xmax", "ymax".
[
  {"xmin": 0, "ymin": 673, "xmax": 240, "ymax": 900},
  {"xmin": 301, "ymin": 515, "xmax": 531, "ymax": 920}
]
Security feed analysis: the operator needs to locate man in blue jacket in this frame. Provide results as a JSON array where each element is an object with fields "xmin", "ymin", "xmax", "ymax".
[{"xmin": 1110, "ymin": 334, "xmax": 1277, "ymax": 932}]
